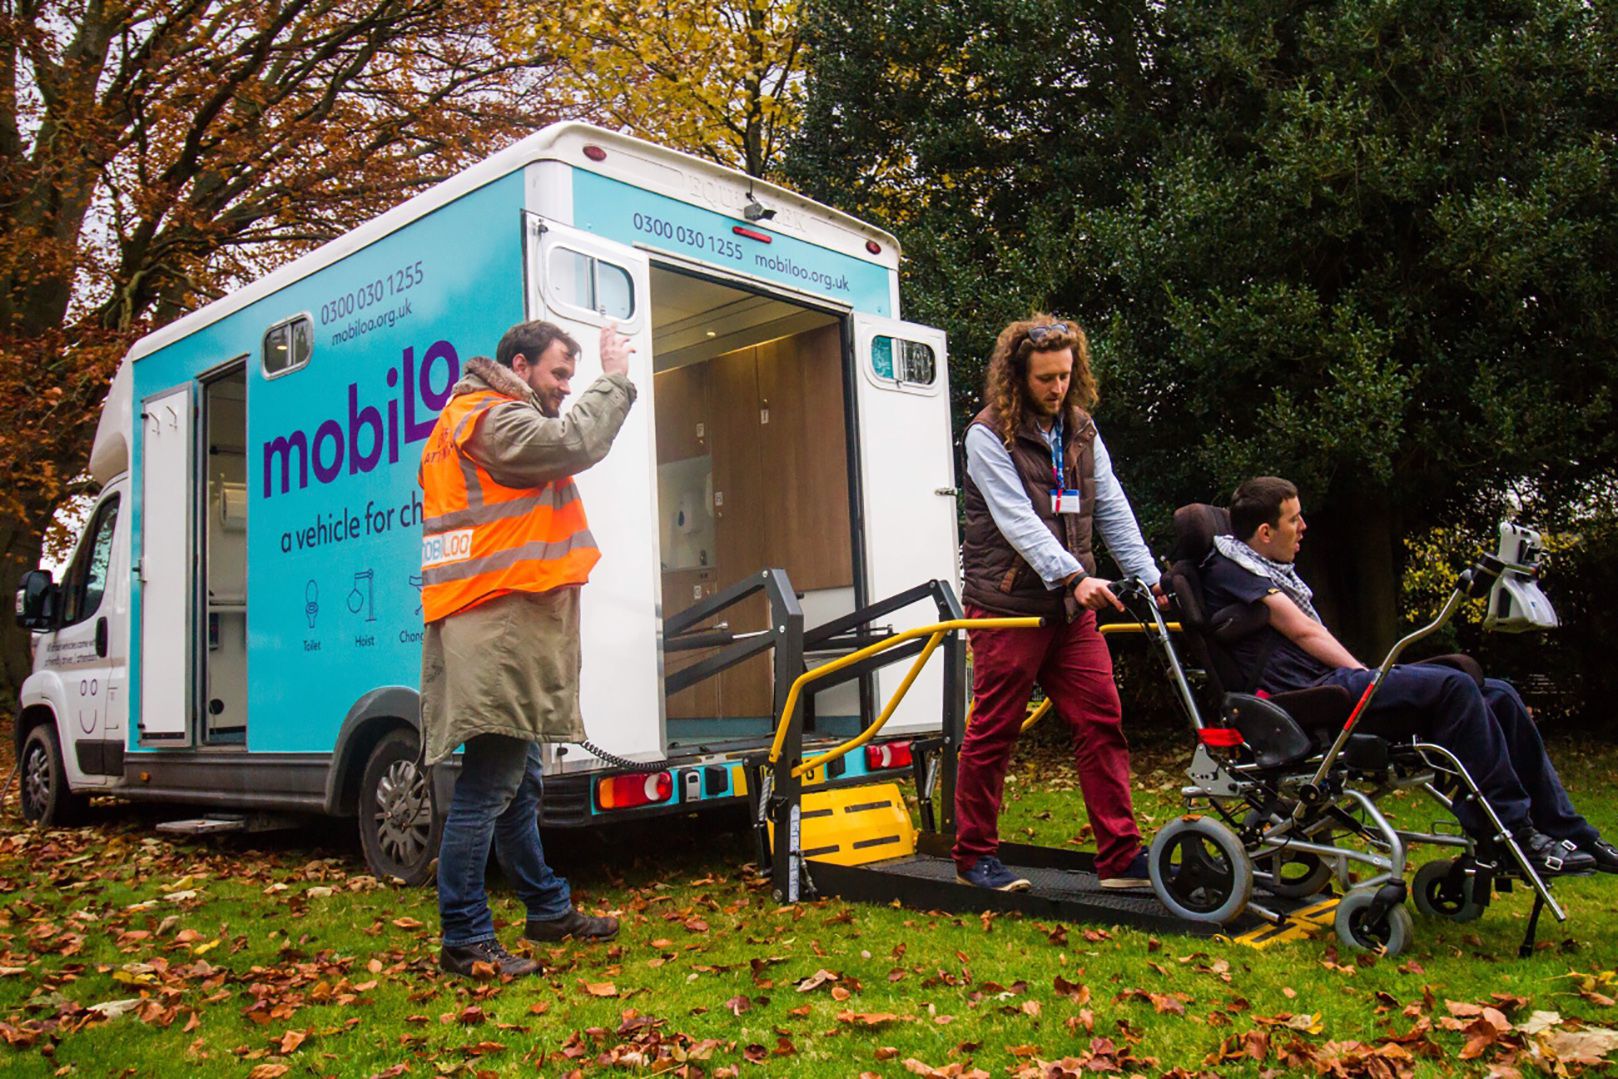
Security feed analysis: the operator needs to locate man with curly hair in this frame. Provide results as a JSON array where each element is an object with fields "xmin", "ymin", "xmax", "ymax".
[{"xmin": 955, "ymin": 314, "xmax": 1165, "ymax": 891}]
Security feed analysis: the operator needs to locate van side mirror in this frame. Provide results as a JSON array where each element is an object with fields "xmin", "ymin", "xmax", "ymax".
[{"xmin": 15, "ymin": 569, "xmax": 58, "ymax": 631}]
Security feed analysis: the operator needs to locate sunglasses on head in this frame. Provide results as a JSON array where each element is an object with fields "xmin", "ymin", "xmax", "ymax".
[{"xmin": 1026, "ymin": 322, "xmax": 1072, "ymax": 345}]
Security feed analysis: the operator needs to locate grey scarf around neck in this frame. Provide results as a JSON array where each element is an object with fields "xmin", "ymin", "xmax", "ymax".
[{"xmin": 1213, "ymin": 535, "xmax": 1322, "ymax": 624}]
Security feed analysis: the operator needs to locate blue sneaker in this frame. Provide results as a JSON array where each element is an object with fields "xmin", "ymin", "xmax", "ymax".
[
  {"xmin": 956, "ymin": 855, "xmax": 1031, "ymax": 892},
  {"xmin": 1099, "ymin": 848, "xmax": 1153, "ymax": 890}
]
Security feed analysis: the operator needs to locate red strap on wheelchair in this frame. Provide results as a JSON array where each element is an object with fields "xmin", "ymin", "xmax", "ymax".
[
  {"xmin": 1342, "ymin": 680, "xmax": 1378, "ymax": 732},
  {"xmin": 1198, "ymin": 727, "xmax": 1245, "ymax": 747}
]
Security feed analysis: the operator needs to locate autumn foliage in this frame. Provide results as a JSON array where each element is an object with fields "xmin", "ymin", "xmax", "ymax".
[{"xmin": 0, "ymin": 0, "xmax": 574, "ymax": 694}]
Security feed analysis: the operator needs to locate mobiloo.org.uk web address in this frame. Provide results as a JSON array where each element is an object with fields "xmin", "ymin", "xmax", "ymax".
[{"xmin": 330, "ymin": 296, "xmax": 413, "ymax": 346}]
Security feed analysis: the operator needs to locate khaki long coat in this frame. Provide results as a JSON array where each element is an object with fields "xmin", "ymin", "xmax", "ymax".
[{"xmin": 419, "ymin": 355, "xmax": 636, "ymax": 766}]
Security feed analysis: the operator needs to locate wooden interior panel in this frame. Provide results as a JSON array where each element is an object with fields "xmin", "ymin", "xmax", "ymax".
[
  {"xmin": 653, "ymin": 363, "xmax": 709, "ymax": 462},
  {"xmin": 654, "ymin": 324, "xmax": 854, "ymax": 721},
  {"xmin": 707, "ymin": 347, "xmax": 774, "ymax": 716},
  {"xmin": 661, "ymin": 568, "xmax": 721, "ymax": 719},
  {"xmin": 756, "ymin": 324, "xmax": 853, "ymax": 592}
]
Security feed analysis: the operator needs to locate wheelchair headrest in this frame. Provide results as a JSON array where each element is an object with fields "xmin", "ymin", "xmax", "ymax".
[{"xmin": 1172, "ymin": 503, "xmax": 1232, "ymax": 565}]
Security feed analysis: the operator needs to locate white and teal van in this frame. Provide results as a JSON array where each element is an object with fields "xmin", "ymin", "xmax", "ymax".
[{"xmin": 13, "ymin": 123, "xmax": 960, "ymax": 882}]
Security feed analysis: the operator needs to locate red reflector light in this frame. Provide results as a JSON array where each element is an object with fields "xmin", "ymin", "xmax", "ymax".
[
  {"xmin": 596, "ymin": 771, "xmax": 672, "ymax": 810},
  {"xmin": 865, "ymin": 240, "xmax": 882, "ymax": 255},
  {"xmin": 582, "ymin": 144, "xmax": 608, "ymax": 162},
  {"xmin": 1198, "ymin": 728, "xmax": 1245, "ymax": 748},
  {"xmin": 865, "ymin": 741, "xmax": 913, "ymax": 770},
  {"xmin": 732, "ymin": 225, "xmax": 773, "ymax": 243}
]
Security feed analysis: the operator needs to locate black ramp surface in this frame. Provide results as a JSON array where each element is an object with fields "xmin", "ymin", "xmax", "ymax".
[{"xmin": 803, "ymin": 834, "xmax": 1317, "ymax": 938}]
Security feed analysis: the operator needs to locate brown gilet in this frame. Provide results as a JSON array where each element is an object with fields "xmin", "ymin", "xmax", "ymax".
[{"xmin": 960, "ymin": 403, "xmax": 1097, "ymax": 622}]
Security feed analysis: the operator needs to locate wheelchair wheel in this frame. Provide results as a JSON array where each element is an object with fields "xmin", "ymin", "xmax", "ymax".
[
  {"xmin": 1334, "ymin": 888, "xmax": 1414, "ymax": 955},
  {"xmin": 1411, "ymin": 859, "xmax": 1485, "ymax": 923},
  {"xmin": 1254, "ymin": 849, "xmax": 1333, "ymax": 899},
  {"xmin": 1148, "ymin": 816, "xmax": 1253, "ymax": 925}
]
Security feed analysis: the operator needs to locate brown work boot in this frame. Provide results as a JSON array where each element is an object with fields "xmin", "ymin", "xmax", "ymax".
[
  {"xmin": 524, "ymin": 908, "xmax": 619, "ymax": 942},
  {"xmin": 439, "ymin": 938, "xmax": 540, "ymax": 978}
]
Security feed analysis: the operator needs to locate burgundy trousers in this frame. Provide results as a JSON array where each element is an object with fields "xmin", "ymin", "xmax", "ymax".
[{"xmin": 953, "ymin": 606, "xmax": 1142, "ymax": 877}]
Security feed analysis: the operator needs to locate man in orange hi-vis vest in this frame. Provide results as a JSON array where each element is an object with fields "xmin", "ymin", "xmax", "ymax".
[{"xmin": 419, "ymin": 318, "xmax": 635, "ymax": 978}]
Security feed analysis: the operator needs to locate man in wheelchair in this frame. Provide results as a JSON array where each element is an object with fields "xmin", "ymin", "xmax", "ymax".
[{"xmin": 1197, "ymin": 476, "xmax": 1614, "ymax": 878}]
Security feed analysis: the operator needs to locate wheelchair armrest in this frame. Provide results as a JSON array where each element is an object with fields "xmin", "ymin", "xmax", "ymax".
[
  {"xmin": 1413, "ymin": 652, "xmax": 1484, "ymax": 687},
  {"xmin": 1266, "ymin": 685, "xmax": 1355, "ymax": 732},
  {"xmin": 1209, "ymin": 600, "xmax": 1270, "ymax": 644}
]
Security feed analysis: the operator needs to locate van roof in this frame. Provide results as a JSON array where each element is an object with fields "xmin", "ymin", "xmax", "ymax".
[{"xmin": 127, "ymin": 122, "xmax": 902, "ymax": 364}]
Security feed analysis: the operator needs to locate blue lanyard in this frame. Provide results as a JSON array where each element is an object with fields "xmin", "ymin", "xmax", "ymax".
[{"xmin": 1049, "ymin": 417, "xmax": 1065, "ymax": 487}]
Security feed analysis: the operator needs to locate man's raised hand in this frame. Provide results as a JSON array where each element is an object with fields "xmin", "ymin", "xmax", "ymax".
[{"xmin": 600, "ymin": 322, "xmax": 634, "ymax": 378}]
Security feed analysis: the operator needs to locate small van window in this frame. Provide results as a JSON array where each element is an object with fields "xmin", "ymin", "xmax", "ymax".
[
  {"xmin": 263, "ymin": 315, "xmax": 313, "ymax": 377},
  {"xmin": 549, "ymin": 247, "xmax": 635, "ymax": 320},
  {"xmin": 60, "ymin": 495, "xmax": 120, "ymax": 626},
  {"xmin": 871, "ymin": 336, "xmax": 937, "ymax": 386}
]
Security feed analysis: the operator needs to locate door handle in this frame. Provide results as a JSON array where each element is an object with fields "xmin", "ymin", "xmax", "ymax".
[{"xmin": 95, "ymin": 617, "xmax": 108, "ymax": 658}]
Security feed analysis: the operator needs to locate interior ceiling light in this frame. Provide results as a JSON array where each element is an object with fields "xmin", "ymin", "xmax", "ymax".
[{"xmin": 705, "ymin": 330, "xmax": 717, "ymax": 337}]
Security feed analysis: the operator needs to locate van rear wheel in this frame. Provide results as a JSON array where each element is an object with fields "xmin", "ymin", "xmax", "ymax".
[
  {"xmin": 20, "ymin": 725, "xmax": 90, "ymax": 826},
  {"xmin": 357, "ymin": 729, "xmax": 442, "ymax": 885}
]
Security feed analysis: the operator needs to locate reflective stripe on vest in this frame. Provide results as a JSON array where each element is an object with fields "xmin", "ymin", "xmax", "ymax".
[{"xmin": 419, "ymin": 389, "xmax": 600, "ymax": 622}]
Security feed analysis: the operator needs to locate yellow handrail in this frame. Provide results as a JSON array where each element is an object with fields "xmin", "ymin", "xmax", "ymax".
[
  {"xmin": 766, "ymin": 616, "xmax": 1042, "ymax": 775},
  {"xmin": 1098, "ymin": 621, "xmax": 1181, "ymax": 635},
  {"xmin": 1020, "ymin": 697, "xmax": 1054, "ymax": 733}
]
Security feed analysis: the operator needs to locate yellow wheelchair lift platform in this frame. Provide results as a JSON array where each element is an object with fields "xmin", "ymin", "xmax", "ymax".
[
  {"xmin": 767, "ymin": 783, "xmax": 918, "ymax": 867},
  {"xmin": 746, "ymin": 580, "xmax": 1332, "ymax": 944}
]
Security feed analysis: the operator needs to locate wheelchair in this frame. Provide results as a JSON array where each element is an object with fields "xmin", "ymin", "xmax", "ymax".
[{"xmin": 1112, "ymin": 504, "xmax": 1567, "ymax": 957}]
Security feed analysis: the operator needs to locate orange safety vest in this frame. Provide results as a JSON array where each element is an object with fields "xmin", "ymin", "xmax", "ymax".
[{"xmin": 418, "ymin": 389, "xmax": 600, "ymax": 622}]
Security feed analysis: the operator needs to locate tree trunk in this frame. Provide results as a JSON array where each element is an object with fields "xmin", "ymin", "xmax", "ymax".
[
  {"xmin": 1301, "ymin": 497, "xmax": 1401, "ymax": 663},
  {"xmin": 0, "ymin": 516, "xmax": 47, "ymax": 702}
]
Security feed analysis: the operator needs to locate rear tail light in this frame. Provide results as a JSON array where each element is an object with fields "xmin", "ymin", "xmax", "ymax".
[
  {"xmin": 596, "ymin": 771, "xmax": 672, "ymax": 810},
  {"xmin": 865, "ymin": 741, "xmax": 913, "ymax": 770},
  {"xmin": 1198, "ymin": 727, "xmax": 1245, "ymax": 748}
]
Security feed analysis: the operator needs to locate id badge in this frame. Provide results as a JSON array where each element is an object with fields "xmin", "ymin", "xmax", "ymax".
[{"xmin": 1050, "ymin": 488, "xmax": 1083, "ymax": 515}]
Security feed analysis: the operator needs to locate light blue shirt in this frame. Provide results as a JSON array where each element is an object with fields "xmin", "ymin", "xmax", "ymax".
[{"xmin": 964, "ymin": 421, "xmax": 1162, "ymax": 590}]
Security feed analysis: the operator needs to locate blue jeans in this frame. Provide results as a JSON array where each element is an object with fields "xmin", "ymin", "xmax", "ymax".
[
  {"xmin": 1318, "ymin": 666, "xmax": 1597, "ymax": 845},
  {"xmin": 438, "ymin": 734, "xmax": 573, "ymax": 947}
]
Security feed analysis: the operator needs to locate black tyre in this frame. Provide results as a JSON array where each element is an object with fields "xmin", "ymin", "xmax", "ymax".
[
  {"xmin": 1334, "ymin": 888, "xmax": 1414, "ymax": 955},
  {"xmin": 1149, "ymin": 816, "xmax": 1253, "ymax": 924},
  {"xmin": 1411, "ymin": 859, "xmax": 1486, "ymax": 923},
  {"xmin": 19, "ymin": 724, "xmax": 89, "ymax": 826},
  {"xmin": 357, "ymin": 729, "xmax": 442, "ymax": 885},
  {"xmin": 1254, "ymin": 848, "xmax": 1334, "ymax": 899}
]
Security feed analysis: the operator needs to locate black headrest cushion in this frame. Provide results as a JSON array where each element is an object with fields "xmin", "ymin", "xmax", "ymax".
[{"xmin": 1172, "ymin": 503, "xmax": 1231, "ymax": 565}]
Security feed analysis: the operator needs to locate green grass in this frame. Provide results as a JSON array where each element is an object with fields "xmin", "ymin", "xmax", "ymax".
[{"xmin": 2, "ymin": 734, "xmax": 1616, "ymax": 1077}]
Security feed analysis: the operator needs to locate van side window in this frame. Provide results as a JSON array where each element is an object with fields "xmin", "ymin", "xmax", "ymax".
[
  {"xmin": 60, "ymin": 495, "xmax": 120, "ymax": 626},
  {"xmin": 263, "ymin": 315, "xmax": 313, "ymax": 377},
  {"xmin": 549, "ymin": 248, "xmax": 635, "ymax": 320},
  {"xmin": 871, "ymin": 336, "xmax": 937, "ymax": 386}
]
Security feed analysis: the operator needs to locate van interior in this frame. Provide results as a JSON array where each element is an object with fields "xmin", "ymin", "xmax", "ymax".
[
  {"xmin": 203, "ymin": 365, "xmax": 248, "ymax": 745},
  {"xmin": 648, "ymin": 266, "xmax": 862, "ymax": 747}
]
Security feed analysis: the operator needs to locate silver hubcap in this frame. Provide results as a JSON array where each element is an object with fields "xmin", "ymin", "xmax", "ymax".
[
  {"xmin": 373, "ymin": 758, "xmax": 432, "ymax": 868},
  {"xmin": 23, "ymin": 744, "xmax": 50, "ymax": 817}
]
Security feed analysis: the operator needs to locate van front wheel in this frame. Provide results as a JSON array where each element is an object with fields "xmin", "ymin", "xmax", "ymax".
[
  {"xmin": 20, "ymin": 724, "xmax": 90, "ymax": 826},
  {"xmin": 357, "ymin": 729, "xmax": 442, "ymax": 885}
]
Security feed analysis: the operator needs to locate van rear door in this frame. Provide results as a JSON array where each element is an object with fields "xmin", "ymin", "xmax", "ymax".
[
  {"xmin": 524, "ymin": 215, "xmax": 663, "ymax": 760},
  {"xmin": 850, "ymin": 316, "xmax": 957, "ymax": 734},
  {"xmin": 138, "ymin": 383, "xmax": 196, "ymax": 745}
]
